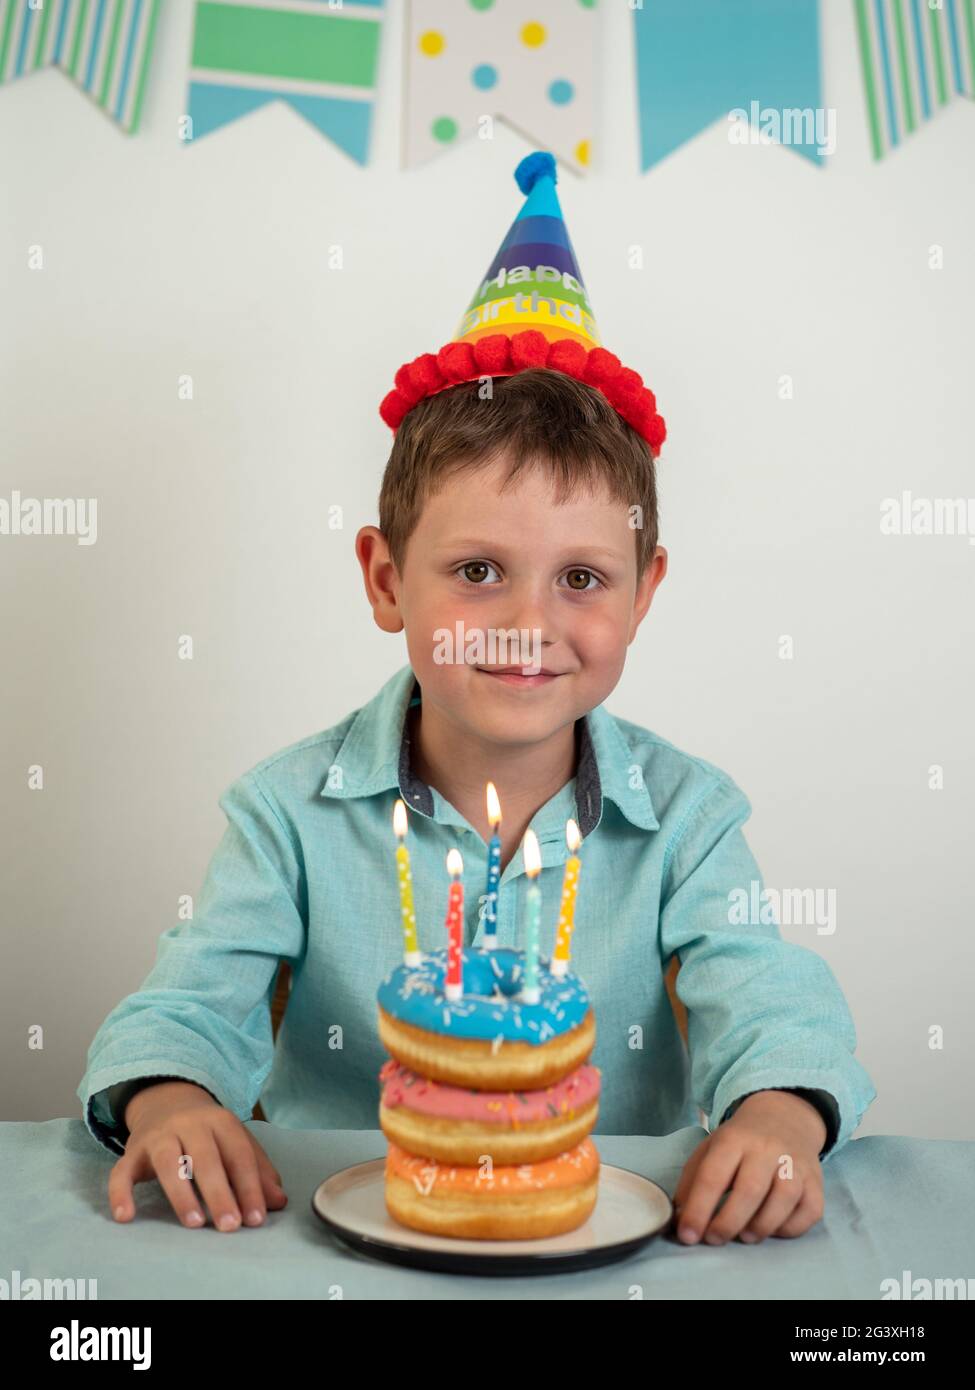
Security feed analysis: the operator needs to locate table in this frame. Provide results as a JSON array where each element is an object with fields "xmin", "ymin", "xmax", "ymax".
[{"xmin": 2, "ymin": 1120, "xmax": 973, "ymax": 1299}]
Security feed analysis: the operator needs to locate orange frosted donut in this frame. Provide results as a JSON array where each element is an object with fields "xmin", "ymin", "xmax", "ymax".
[
  {"xmin": 379, "ymin": 1057, "xmax": 601, "ymax": 1165},
  {"xmin": 384, "ymin": 1138, "xmax": 600, "ymax": 1240}
]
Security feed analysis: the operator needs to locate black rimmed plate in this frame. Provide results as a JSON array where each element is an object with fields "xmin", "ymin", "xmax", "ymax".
[{"xmin": 311, "ymin": 1158, "xmax": 673, "ymax": 1276}]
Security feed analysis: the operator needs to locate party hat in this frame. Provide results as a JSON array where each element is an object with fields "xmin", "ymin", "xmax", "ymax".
[
  {"xmin": 379, "ymin": 151, "xmax": 666, "ymax": 456},
  {"xmin": 453, "ymin": 152, "xmax": 601, "ymax": 354}
]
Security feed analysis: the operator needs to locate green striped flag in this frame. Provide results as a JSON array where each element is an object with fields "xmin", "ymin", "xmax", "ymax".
[
  {"xmin": 854, "ymin": 0, "xmax": 975, "ymax": 159},
  {"xmin": 187, "ymin": 0, "xmax": 386, "ymax": 164},
  {"xmin": 0, "ymin": 0, "xmax": 160, "ymax": 134}
]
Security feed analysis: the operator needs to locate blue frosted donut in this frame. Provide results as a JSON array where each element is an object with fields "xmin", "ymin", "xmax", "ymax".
[{"xmin": 377, "ymin": 945, "xmax": 590, "ymax": 1045}]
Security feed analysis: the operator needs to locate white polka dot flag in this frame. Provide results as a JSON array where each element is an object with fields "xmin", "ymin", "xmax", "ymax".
[
  {"xmin": 404, "ymin": 0, "xmax": 596, "ymax": 175},
  {"xmin": 0, "ymin": 0, "xmax": 161, "ymax": 134}
]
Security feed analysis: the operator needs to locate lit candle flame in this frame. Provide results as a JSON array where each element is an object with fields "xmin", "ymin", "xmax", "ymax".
[
  {"xmin": 523, "ymin": 827, "xmax": 541, "ymax": 878},
  {"xmin": 393, "ymin": 798, "xmax": 408, "ymax": 838},
  {"xmin": 486, "ymin": 781, "xmax": 501, "ymax": 828},
  {"xmin": 566, "ymin": 818, "xmax": 581, "ymax": 853},
  {"xmin": 446, "ymin": 847, "xmax": 463, "ymax": 877}
]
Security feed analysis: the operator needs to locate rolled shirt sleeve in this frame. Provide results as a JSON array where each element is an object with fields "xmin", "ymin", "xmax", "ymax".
[
  {"xmin": 659, "ymin": 776, "xmax": 877, "ymax": 1162},
  {"xmin": 88, "ymin": 1076, "xmax": 221, "ymax": 1153},
  {"xmin": 77, "ymin": 771, "xmax": 306, "ymax": 1156}
]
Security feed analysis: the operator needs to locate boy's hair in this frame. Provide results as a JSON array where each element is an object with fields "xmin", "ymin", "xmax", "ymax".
[{"xmin": 378, "ymin": 369, "xmax": 659, "ymax": 580}]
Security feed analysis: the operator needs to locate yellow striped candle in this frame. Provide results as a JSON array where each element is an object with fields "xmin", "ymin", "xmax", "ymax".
[
  {"xmin": 551, "ymin": 818, "xmax": 582, "ymax": 978},
  {"xmin": 393, "ymin": 799, "xmax": 422, "ymax": 966}
]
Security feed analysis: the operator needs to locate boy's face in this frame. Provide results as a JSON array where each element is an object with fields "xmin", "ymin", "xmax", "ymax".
[{"xmin": 358, "ymin": 452, "xmax": 666, "ymax": 750}]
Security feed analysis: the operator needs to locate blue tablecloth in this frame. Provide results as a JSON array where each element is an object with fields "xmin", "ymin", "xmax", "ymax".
[{"xmin": 2, "ymin": 1121, "xmax": 973, "ymax": 1299}]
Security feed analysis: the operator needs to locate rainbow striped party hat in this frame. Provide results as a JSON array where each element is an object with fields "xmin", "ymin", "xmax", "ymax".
[{"xmin": 379, "ymin": 151, "xmax": 666, "ymax": 457}]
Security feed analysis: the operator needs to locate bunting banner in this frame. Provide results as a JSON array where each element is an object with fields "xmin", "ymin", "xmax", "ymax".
[
  {"xmin": 403, "ymin": 0, "xmax": 596, "ymax": 175},
  {"xmin": 186, "ymin": 0, "xmax": 385, "ymax": 165},
  {"xmin": 853, "ymin": 0, "xmax": 974, "ymax": 160},
  {"xmin": 633, "ymin": 0, "xmax": 826, "ymax": 170},
  {"xmin": 0, "ymin": 0, "xmax": 160, "ymax": 134},
  {"xmin": 3, "ymin": 0, "xmax": 970, "ymax": 171}
]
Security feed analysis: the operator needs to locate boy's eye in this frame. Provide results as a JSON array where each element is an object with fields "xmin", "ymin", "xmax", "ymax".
[
  {"xmin": 457, "ymin": 560, "xmax": 501, "ymax": 585},
  {"xmin": 560, "ymin": 568, "xmax": 601, "ymax": 592}
]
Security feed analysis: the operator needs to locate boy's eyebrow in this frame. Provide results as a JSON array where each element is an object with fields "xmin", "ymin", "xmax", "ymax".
[{"xmin": 435, "ymin": 539, "xmax": 628, "ymax": 562}]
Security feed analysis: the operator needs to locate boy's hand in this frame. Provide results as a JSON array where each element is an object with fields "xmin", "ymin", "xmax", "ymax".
[
  {"xmin": 108, "ymin": 1080, "xmax": 288, "ymax": 1231},
  {"xmin": 672, "ymin": 1090, "xmax": 826, "ymax": 1245}
]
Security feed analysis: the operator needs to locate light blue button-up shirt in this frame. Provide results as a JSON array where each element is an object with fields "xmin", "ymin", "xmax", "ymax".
[{"xmin": 78, "ymin": 663, "xmax": 876, "ymax": 1160}]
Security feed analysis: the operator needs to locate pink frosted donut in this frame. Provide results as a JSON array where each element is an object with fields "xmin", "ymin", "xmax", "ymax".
[{"xmin": 378, "ymin": 1057, "xmax": 600, "ymax": 1165}]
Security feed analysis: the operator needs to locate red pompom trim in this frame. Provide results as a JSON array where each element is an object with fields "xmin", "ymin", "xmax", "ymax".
[
  {"xmin": 546, "ymin": 338, "xmax": 588, "ymax": 379},
  {"xmin": 407, "ymin": 352, "xmax": 444, "ymax": 396},
  {"xmin": 380, "ymin": 329, "xmax": 666, "ymax": 456},
  {"xmin": 473, "ymin": 334, "xmax": 511, "ymax": 373},
  {"xmin": 646, "ymin": 413, "xmax": 667, "ymax": 450},
  {"xmin": 583, "ymin": 347, "xmax": 623, "ymax": 387},
  {"xmin": 509, "ymin": 330, "xmax": 550, "ymax": 370},
  {"xmin": 379, "ymin": 389, "xmax": 409, "ymax": 430},
  {"xmin": 436, "ymin": 341, "xmax": 476, "ymax": 382}
]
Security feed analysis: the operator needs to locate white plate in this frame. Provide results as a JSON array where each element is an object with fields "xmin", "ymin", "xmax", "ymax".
[{"xmin": 311, "ymin": 1158, "xmax": 673, "ymax": 1275}]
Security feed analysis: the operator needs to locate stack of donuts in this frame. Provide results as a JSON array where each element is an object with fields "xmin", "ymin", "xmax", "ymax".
[{"xmin": 377, "ymin": 944, "xmax": 600, "ymax": 1240}]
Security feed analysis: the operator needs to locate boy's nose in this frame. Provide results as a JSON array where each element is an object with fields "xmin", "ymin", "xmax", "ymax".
[
  {"xmin": 498, "ymin": 587, "xmax": 553, "ymax": 637},
  {"xmin": 499, "ymin": 615, "xmax": 553, "ymax": 665}
]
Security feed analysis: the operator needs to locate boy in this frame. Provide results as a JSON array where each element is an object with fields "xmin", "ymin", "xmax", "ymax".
[{"xmin": 78, "ymin": 153, "xmax": 875, "ymax": 1246}]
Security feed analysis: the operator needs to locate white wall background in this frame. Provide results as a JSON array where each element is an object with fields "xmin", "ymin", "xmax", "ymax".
[{"xmin": 2, "ymin": 0, "xmax": 972, "ymax": 1141}]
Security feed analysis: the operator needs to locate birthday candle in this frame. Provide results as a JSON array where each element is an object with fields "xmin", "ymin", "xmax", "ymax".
[
  {"xmin": 393, "ymin": 799, "xmax": 422, "ymax": 967},
  {"xmin": 483, "ymin": 781, "xmax": 502, "ymax": 947},
  {"xmin": 444, "ymin": 847, "xmax": 464, "ymax": 1001},
  {"xmin": 521, "ymin": 829, "xmax": 541, "ymax": 1004},
  {"xmin": 551, "ymin": 818, "xmax": 582, "ymax": 978}
]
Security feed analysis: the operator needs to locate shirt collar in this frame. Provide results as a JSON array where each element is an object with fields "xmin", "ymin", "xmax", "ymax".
[{"xmin": 319, "ymin": 663, "xmax": 658, "ymax": 837}]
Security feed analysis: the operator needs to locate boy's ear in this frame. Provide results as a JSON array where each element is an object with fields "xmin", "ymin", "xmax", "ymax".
[
  {"xmin": 628, "ymin": 546, "xmax": 668, "ymax": 644},
  {"xmin": 355, "ymin": 526, "xmax": 404, "ymax": 634}
]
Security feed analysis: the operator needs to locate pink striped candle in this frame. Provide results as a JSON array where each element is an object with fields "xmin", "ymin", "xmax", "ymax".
[{"xmin": 444, "ymin": 848, "xmax": 464, "ymax": 1001}]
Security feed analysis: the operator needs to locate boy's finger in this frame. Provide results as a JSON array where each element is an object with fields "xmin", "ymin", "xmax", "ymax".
[
  {"xmin": 739, "ymin": 1162, "xmax": 801, "ymax": 1239},
  {"xmin": 671, "ymin": 1140, "xmax": 708, "ymax": 1212},
  {"xmin": 108, "ymin": 1150, "xmax": 151, "ymax": 1221},
  {"xmin": 245, "ymin": 1130, "xmax": 284, "ymax": 1186},
  {"xmin": 704, "ymin": 1155, "xmax": 782, "ymax": 1243},
  {"xmin": 246, "ymin": 1136, "xmax": 288, "ymax": 1206},
  {"xmin": 179, "ymin": 1131, "xmax": 244, "ymax": 1232},
  {"xmin": 215, "ymin": 1127, "xmax": 270, "ymax": 1226},
  {"xmin": 675, "ymin": 1143, "xmax": 742, "ymax": 1243},
  {"xmin": 771, "ymin": 1186, "xmax": 824, "ymax": 1239},
  {"xmin": 146, "ymin": 1136, "xmax": 209, "ymax": 1229},
  {"xmin": 732, "ymin": 1166, "xmax": 805, "ymax": 1243}
]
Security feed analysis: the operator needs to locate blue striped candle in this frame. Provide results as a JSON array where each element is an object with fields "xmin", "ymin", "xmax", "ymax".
[
  {"xmin": 521, "ymin": 829, "xmax": 541, "ymax": 1004},
  {"xmin": 483, "ymin": 781, "xmax": 502, "ymax": 947}
]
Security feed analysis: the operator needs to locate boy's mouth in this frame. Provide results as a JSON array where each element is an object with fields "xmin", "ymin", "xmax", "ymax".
[{"xmin": 475, "ymin": 666, "xmax": 562, "ymax": 688}]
